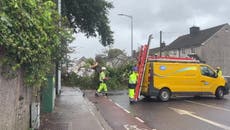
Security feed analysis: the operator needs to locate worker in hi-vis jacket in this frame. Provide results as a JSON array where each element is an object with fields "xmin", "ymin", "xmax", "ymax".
[
  {"xmin": 95, "ymin": 66, "xmax": 108, "ymax": 96},
  {"xmin": 128, "ymin": 66, "xmax": 138, "ymax": 103}
]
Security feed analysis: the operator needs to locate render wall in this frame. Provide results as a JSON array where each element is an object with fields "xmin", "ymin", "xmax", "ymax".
[
  {"xmin": 201, "ymin": 25, "xmax": 230, "ymax": 76},
  {"xmin": 0, "ymin": 67, "xmax": 32, "ymax": 130}
]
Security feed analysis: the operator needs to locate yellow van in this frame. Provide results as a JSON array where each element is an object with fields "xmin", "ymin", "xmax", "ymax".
[{"xmin": 141, "ymin": 61, "xmax": 229, "ymax": 101}]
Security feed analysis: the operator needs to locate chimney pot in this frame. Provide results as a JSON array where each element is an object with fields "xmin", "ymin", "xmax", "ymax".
[{"xmin": 190, "ymin": 26, "xmax": 200, "ymax": 35}]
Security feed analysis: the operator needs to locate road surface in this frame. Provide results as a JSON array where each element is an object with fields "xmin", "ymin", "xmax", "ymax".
[{"xmin": 109, "ymin": 90, "xmax": 230, "ymax": 130}]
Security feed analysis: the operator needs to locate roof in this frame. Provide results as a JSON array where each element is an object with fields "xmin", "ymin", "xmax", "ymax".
[
  {"xmin": 149, "ymin": 47, "xmax": 160, "ymax": 55},
  {"xmin": 164, "ymin": 23, "xmax": 228, "ymax": 50}
]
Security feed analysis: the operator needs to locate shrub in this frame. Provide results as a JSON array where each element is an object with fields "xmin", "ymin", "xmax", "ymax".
[{"xmin": 62, "ymin": 63, "xmax": 135, "ymax": 90}]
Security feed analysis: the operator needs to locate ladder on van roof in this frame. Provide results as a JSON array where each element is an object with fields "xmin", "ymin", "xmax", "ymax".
[{"xmin": 134, "ymin": 34, "xmax": 153, "ymax": 101}]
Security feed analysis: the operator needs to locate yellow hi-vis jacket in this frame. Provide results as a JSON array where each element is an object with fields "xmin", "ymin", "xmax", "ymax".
[
  {"xmin": 129, "ymin": 72, "xmax": 138, "ymax": 84},
  {"xmin": 99, "ymin": 71, "xmax": 105, "ymax": 82},
  {"xmin": 217, "ymin": 70, "xmax": 223, "ymax": 77}
]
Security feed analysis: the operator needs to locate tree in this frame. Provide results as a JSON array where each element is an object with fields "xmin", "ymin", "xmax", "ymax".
[
  {"xmin": 94, "ymin": 55, "xmax": 104, "ymax": 67},
  {"xmin": 107, "ymin": 48, "xmax": 126, "ymax": 58},
  {"xmin": 0, "ymin": 0, "xmax": 73, "ymax": 86},
  {"xmin": 61, "ymin": 0, "xmax": 114, "ymax": 46},
  {"xmin": 84, "ymin": 58, "xmax": 95, "ymax": 67}
]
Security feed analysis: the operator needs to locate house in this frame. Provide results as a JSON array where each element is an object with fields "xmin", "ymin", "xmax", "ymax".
[
  {"xmin": 106, "ymin": 53, "xmax": 129, "ymax": 68},
  {"xmin": 152, "ymin": 23, "xmax": 230, "ymax": 76},
  {"xmin": 71, "ymin": 56, "xmax": 87, "ymax": 74},
  {"xmin": 70, "ymin": 57, "xmax": 94, "ymax": 77}
]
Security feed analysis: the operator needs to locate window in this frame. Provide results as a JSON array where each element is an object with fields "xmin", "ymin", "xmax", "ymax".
[
  {"xmin": 191, "ymin": 48, "xmax": 195, "ymax": 53},
  {"xmin": 200, "ymin": 66, "xmax": 215, "ymax": 78}
]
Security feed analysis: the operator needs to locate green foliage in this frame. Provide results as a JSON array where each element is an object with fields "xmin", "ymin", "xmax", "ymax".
[
  {"xmin": 62, "ymin": 0, "xmax": 114, "ymax": 46},
  {"xmin": 106, "ymin": 64, "xmax": 133, "ymax": 89},
  {"xmin": 62, "ymin": 72, "xmax": 96, "ymax": 89},
  {"xmin": 62, "ymin": 63, "xmax": 135, "ymax": 90},
  {"xmin": 0, "ymin": 0, "xmax": 73, "ymax": 87},
  {"xmin": 95, "ymin": 55, "xmax": 106, "ymax": 66},
  {"xmin": 107, "ymin": 48, "xmax": 125, "ymax": 58},
  {"xmin": 62, "ymin": 48, "xmax": 136, "ymax": 89},
  {"xmin": 83, "ymin": 58, "xmax": 95, "ymax": 68}
]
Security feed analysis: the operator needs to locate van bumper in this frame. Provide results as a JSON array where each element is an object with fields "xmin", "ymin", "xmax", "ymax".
[{"xmin": 224, "ymin": 83, "xmax": 230, "ymax": 95}]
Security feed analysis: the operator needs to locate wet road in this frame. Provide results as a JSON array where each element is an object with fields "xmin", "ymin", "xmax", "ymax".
[
  {"xmin": 85, "ymin": 90, "xmax": 153, "ymax": 130},
  {"xmin": 109, "ymin": 90, "xmax": 230, "ymax": 130}
]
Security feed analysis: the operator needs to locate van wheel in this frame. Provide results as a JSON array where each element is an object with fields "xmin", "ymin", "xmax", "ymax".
[
  {"xmin": 158, "ymin": 88, "xmax": 170, "ymax": 102},
  {"xmin": 215, "ymin": 87, "xmax": 224, "ymax": 99}
]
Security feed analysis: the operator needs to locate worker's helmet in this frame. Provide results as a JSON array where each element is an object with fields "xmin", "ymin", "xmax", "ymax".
[
  {"xmin": 101, "ymin": 67, "xmax": 106, "ymax": 70},
  {"xmin": 132, "ymin": 66, "xmax": 138, "ymax": 72},
  {"xmin": 216, "ymin": 66, "xmax": 220, "ymax": 70}
]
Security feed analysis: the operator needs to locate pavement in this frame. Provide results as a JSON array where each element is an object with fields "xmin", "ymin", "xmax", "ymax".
[
  {"xmin": 40, "ymin": 87, "xmax": 152, "ymax": 130},
  {"xmin": 39, "ymin": 87, "xmax": 112, "ymax": 130}
]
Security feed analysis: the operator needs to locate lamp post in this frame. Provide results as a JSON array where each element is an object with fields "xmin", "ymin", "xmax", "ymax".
[
  {"xmin": 118, "ymin": 14, "xmax": 133, "ymax": 57},
  {"xmin": 56, "ymin": 0, "xmax": 61, "ymax": 95}
]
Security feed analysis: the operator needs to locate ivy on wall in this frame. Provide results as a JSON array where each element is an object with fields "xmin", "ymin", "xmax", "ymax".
[{"xmin": 0, "ymin": 0, "xmax": 74, "ymax": 87}]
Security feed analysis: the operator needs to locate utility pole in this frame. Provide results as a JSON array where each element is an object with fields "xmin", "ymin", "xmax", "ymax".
[
  {"xmin": 160, "ymin": 31, "xmax": 162, "ymax": 57},
  {"xmin": 131, "ymin": 17, "xmax": 133, "ymax": 57}
]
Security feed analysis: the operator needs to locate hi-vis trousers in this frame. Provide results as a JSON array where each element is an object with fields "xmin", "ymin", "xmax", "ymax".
[
  {"xmin": 128, "ymin": 84, "xmax": 136, "ymax": 99},
  {"xmin": 97, "ymin": 82, "xmax": 107, "ymax": 93}
]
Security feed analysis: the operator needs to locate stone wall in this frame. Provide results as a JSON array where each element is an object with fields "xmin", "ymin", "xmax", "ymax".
[{"xmin": 0, "ymin": 68, "xmax": 32, "ymax": 130}]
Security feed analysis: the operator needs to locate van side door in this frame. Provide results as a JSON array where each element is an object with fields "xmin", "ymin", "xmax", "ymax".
[{"xmin": 199, "ymin": 65, "xmax": 216, "ymax": 93}]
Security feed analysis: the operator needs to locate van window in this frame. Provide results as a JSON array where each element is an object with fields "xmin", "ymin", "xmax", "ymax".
[{"xmin": 200, "ymin": 66, "xmax": 215, "ymax": 78}]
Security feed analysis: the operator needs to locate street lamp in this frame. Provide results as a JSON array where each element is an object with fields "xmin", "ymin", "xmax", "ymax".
[{"xmin": 118, "ymin": 13, "xmax": 133, "ymax": 57}]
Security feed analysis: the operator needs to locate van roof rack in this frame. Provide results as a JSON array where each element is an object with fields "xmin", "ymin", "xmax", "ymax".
[{"xmin": 148, "ymin": 56, "xmax": 200, "ymax": 63}]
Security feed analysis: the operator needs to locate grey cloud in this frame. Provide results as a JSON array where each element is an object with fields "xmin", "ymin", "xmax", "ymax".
[{"xmin": 72, "ymin": 0, "xmax": 230, "ymax": 58}]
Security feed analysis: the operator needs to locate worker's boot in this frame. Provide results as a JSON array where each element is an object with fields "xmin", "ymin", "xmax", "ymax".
[
  {"xmin": 105, "ymin": 92, "xmax": 108, "ymax": 96},
  {"xmin": 95, "ymin": 92, "xmax": 99, "ymax": 97},
  {"xmin": 129, "ymin": 98, "xmax": 135, "ymax": 104}
]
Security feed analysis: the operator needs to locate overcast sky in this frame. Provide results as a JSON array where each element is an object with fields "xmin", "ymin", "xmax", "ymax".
[{"xmin": 70, "ymin": 0, "xmax": 230, "ymax": 59}]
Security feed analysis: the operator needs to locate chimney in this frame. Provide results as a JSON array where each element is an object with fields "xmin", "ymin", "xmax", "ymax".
[{"xmin": 190, "ymin": 26, "xmax": 200, "ymax": 35}]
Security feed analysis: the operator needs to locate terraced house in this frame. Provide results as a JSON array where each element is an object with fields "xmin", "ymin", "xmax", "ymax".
[{"xmin": 149, "ymin": 23, "xmax": 230, "ymax": 76}]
